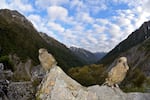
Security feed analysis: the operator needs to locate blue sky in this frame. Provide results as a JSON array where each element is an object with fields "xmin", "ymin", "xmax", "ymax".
[{"xmin": 1, "ymin": 0, "xmax": 150, "ymax": 52}]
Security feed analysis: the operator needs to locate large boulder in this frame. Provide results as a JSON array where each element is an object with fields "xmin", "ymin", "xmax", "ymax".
[
  {"xmin": 36, "ymin": 66, "xmax": 150, "ymax": 100},
  {"xmin": 36, "ymin": 66, "xmax": 97, "ymax": 100}
]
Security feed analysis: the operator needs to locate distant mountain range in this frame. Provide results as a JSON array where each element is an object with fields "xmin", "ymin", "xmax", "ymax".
[
  {"xmin": 0, "ymin": 9, "xmax": 86, "ymax": 72},
  {"xmin": 70, "ymin": 47, "xmax": 106, "ymax": 64},
  {"xmin": 98, "ymin": 20, "xmax": 150, "ymax": 76}
]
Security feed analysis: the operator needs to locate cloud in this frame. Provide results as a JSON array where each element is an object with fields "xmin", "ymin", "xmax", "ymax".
[
  {"xmin": 142, "ymin": 0, "xmax": 150, "ymax": 13},
  {"xmin": 1, "ymin": 0, "xmax": 150, "ymax": 52},
  {"xmin": 79, "ymin": 12, "xmax": 94, "ymax": 24},
  {"xmin": 0, "ymin": 0, "xmax": 8, "ymax": 8},
  {"xmin": 48, "ymin": 22, "xmax": 65, "ymax": 33},
  {"xmin": 35, "ymin": 0, "xmax": 69, "ymax": 9},
  {"xmin": 47, "ymin": 6, "xmax": 68, "ymax": 21},
  {"xmin": 87, "ymin": 34, "xmax": 98, "ymax": 44},
  {"xmin": 9, "ymin": 0, "xmax": 34, "ymax": 13},
  {"xmin": 93, "ymin": 24, "xmax": 106, "ymax": 33},
  {"xmin": 0, "ymin": 0, "xmax": 34, "ymax": 14},
  {"xmin": 27, "ymin": 14, "xmax": 42, "ymax": 29}
]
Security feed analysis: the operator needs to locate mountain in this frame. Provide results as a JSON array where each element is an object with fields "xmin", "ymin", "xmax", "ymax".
[
  {"xmin": 70, "ymin": 47, "xmax": 106, "ymax": 64},
  {"xmin": 38, "ymin": 32, "xmax": 86, "ymax": 68},
  {"xmin": 0, "ymin": 9, "xmax": 84, "ymax": 72},
  {"xmin": 96, "ymin": 21, "xmax": 150, "ymax": 90},
  {"xmin": 98, "ymin": 20, "xmax": 150, "ymax": 72}
]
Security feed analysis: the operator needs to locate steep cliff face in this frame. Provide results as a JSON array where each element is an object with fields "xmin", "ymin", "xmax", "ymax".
[{"xmin": 36, "ymin": 65, "xmax": 150, "ymax": 100}]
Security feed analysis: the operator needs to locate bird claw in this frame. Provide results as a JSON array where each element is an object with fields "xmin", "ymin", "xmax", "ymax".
[{"xmin": 115, "ymin": 84, "xmax": 119, "ymax": 88}]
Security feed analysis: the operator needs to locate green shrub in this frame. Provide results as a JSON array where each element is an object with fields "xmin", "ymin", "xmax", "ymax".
[
  {"xmin": 121, "ymin": 68, "xmax": 147, "ymax": 92},
  {"xmin": 68, "ymin": 64, "xmax": 106, "ymax": 86},
  {"xmin": 0, "ymin": 55, "xmax": 14, "ymax": 71}
]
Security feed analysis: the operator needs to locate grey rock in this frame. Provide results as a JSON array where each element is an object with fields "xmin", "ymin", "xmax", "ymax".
[
  {"xmin": 88, "ymin": 85, "xmax": 126, "ymax": 100},
  {"xmin": 127, "ymin": 93, "xmax": 150, "ymax": 100},
  {"xmin": 9, "ymin": 55, "xmax": 32, "ymax": 81},
  {"xmin": 88, "ymin": 85, "xmax": 150, "ymax": 100},
  {"xmin": 0, "ymin": 80, "xmax": 9, "ymax": 100},
  {"xmin": 0, "ymin": 63, "xmax": 4, "ymax": 71},
  {"xmin": 7, "ymin": 82, "xmax": 35, "ymax": 100},
  {"xmin": 36, "ymin": 66, "xmax": 97, "ymax": 100},
  {"xmin": 0, "ymin": 70, "xmax": 13, "ymax": 80},
  {"xmin": 31, "ymin": 65, "xmax": 45, "ymax": 81},
  {"xmin": 37, "ymin": 66, "xmax": 150, "ymax": 100}
]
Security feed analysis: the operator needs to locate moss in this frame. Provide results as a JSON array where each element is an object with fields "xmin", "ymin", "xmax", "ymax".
[
  {"xmin": 123, "ymin": 87, "xmax": 146, "ymax": 93},
  {"xmin": 36, "ymin": 89, "xmax": 43, "ymax": 100},
  {"xmin": 32, "ymin": 78, "xmax": 41, "ymax": 87},
  {"xmin": 12, "ymin": 72, "xmax": 31, "ymax": 82}
]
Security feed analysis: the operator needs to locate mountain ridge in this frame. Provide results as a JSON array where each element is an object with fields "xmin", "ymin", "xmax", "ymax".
[
  {"xmin": 0, "ymin": 9, "xmax": 85, "ymax": 72},
  {"xmin": 70, "ymin": 46, "xmax": 106, "ymax": 64},
  {"xmin": 98, "ymin": 20, "xmax": 150, "ymax": 67}
]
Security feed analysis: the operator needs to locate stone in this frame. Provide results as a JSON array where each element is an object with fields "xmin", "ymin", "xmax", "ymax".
[
  {"xmin": 0, "ymin": 70, "xmax": 13, "ymax": 80},
  {"xmin": 0, "ymin": 63, "xmax": 4, "ymax": 71},
  {"xmin": 36, "ymin": 65, "xmax": 150, "ymax": 100},
  {"xmin": 36, "ymin": 66, "xmax": 97, "ymax": 100},
  {"xmin": 7, "ymin": 82, "xmax": 35, "ymax": 100},
  {"xmin": 0, "ymin": 80, "xmax": 9, "ymax": 100}
]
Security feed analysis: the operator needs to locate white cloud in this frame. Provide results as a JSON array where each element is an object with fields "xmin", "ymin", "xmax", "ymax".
[
  {"xmin": 27, "ymin": 14, "xmax": 56, "ymax": 38},
  {"xmin": 27, "ymin": 14, "xmax": 42, "ymax": 29},
  {"xmin": 87, "ymin": 34, "xmax": 98, "ymax": 44},
  {"xmin": 70, "ymin": 0, "xmax": 107, "ymax": 15},
  {"xmin": 35, "ymin": 0, "xmax": 69, "ymax": 9},
  {"xmin": 82, "ymin": 12, "xmax": 94, "ymax": 24},
  {"xmin": 108, "ymin": 23, "xmax": 121, "ymax": 38},
  {"xmin": 74, "ymin": 25, "xmax": 85, "ymax": 32},
  {"xmin": 76, "ymin": 12, "xmax": 94, "ymax": 24},
  {"xmin": 0, "ymin": 0, "xmax": 8, "ymax": 8},
  {"xmin": 70, "ymin": 0, "xmax": 86, "ymax": 12},
  {"xmin": 9, "ymin": 0, "xmax": 34, "ymax": 13},
  {"xmin": 142, "ymin": 0, "xmax": 150, "ymax": 13},
  {"xmin": 96, "ymin": 18, "xmax": 109, "ymax": 25},
  {"xmin": 47, "ymin": 6, "xmax": 68, "ymax": 21},
  {"xmin": 0, "ymin": 0, "xmax": 34, "ymax": 13},
  {"xmin": 1, "ymin": 0, "xmax": 150, "ymax": 52},
  {"xmin": 93, "ymin": 24, "xmax": 106, "ymax": 33},
  {"xmin": 48, "ymin": 22, "xmax": 65, "ymax": 33},
  {"xmin": 64, "ymin": 29, "xmax": 77, "ymax": 39}
]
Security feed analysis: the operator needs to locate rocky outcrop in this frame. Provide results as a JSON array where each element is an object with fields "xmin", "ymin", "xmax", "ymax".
[
  {"xmin": 36, "ymin": 65, "xmax": 150, "ymax": 100},
  {"xmin": 0, "ymin": 59, "xmax": 36, "ymax": 100}
]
